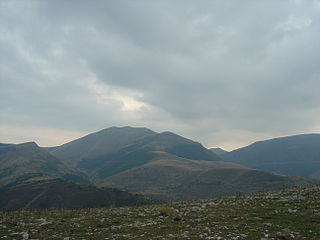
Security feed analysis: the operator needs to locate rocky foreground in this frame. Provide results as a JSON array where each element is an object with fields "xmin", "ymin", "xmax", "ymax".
[{"xmin": 0, "ymin": 185, "xmax": 319, "ymax": 240}]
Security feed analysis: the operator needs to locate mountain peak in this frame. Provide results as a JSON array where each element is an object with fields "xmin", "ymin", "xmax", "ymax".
[
  {"xmin": 13, "ymin": 142, "xmax": 39, "ymax": 151},
  {"xmin": 0, "ymin": 142, "xmax": 40, "ymax": 152},
  {"xmin": 0, "ymin": 141, "xmax": 90, "ymax": 187},
  {"xmin": 50, "ymin": 126, "xmax": 221, "ymax": 181},
  {"xmin": 18, "ymin": 141, "xmax": 38, "ymax": 147},
  {"xmin": 50, "ymin": 126, "xmax": 158, "ymax": 165},
  {"xmin": 99, "ymin": 126, "xmax": 157, "ymax": 134},
  {"xmin": 210, "ymin": 147, "xmax": 228, "ymax": 155}
]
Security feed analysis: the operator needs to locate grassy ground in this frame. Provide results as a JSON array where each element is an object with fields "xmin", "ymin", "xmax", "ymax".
[{"xmin": 0, "ymin": 185, "xmax": 319, "ymax": 240}]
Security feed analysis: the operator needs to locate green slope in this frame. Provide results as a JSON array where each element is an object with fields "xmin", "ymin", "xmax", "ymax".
[{"xmin": 100, "ymin": 152, "xmax": 317, "ymax": 201}]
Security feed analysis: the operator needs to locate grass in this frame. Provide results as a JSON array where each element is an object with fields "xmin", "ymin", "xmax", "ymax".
[{"xmin": 1, "ymin": 185, "xmax": 320, "ymax": 239}]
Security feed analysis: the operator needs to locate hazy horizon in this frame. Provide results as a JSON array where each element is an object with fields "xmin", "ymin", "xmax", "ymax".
[{"xmin": 2, "ymin": 125, "xmax": 320, "ymax": 152}]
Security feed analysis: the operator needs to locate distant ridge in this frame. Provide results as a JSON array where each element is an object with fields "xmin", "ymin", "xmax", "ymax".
[
  {"xmin": 210, "ymin": 147, "xmax": 228, "ymax": 155},
  {"xmin": 221, "ymin": 133, "xmax": 320, "ymax": 179}
]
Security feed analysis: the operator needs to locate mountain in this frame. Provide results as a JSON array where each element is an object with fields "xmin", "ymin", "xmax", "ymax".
[
  {"xmin": 50, "ymin": 127, "xmax": 221, "ymax": 181},
  {"xmin": 100, "ymin": 151, "xmax": 317, "ymax": 201},
  {"xmin": 0, "ymin": 141, "xmax": 157, "ymax": 210},
  {"xmin": 221, "ymin": 133, "xmax": 320, "ymax": 178},
  {"xmin": 50, "ymin": 126, "xmax": 157, "ymax": 166},
  {"xmin": 0, "ymin": 178, "xmax": 155, "ymax": 210},
  {"xmin": 210, "ymin": 147, "xmax": 228, "ymax": 155},
  {"xmin": 0, "ymin": 142, "xmax": 90, "ymax": 187},
  {"xmin": 49, "ymin": 127, "xmax": 318, "ymax": 202}
]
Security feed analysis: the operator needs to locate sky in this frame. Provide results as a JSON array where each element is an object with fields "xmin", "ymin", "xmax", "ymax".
[{"xmin": 1, "ymin": 0, "xmax": 320, "ymax": 150}]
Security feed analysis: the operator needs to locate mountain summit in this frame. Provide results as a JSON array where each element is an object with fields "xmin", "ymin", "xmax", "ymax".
[
  {"xmin": 51, "ymin": 126, "xmax": 157, "ymax": 165},
  {"xmin": 50, "ymin": 126, "xmax": 221, "ymax": 181}
]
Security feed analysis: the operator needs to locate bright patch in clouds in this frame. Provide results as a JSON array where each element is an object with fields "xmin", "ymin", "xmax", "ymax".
[{"xmin": 86, "ymin": 76, "xmax": 146, "ymax": 111}]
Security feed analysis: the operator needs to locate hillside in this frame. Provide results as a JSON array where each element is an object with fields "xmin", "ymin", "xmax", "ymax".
[
  {"xmin": 100, "ymin": 151, "xmax": 317, "ymax": 201},
  {"xmin": 50, "ymin": 127, "xmax": 220, "ymax": 181},
  {"xmin": 0, "ymin": 142, "xmax": 90, "ymax": 186},
  {"xmin": 142, "ymin": 132, "xmax": 219, "ymax": 161},
  {"xmin": 0, "ymin": 178, "xmax": 155, "ymax": 210},
  {"xmin": 222, "ymin": 133, "xmax": 320, "ymax": 178},
  {"xmin": 1, "ymin": 185, "xmax": 319, "ymax": 239}
]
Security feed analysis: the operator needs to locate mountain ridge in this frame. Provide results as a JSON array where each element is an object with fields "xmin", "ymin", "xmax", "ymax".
[
  {"xmin": 50, "ymin": 126, "xmax": 157, "ymax": 166},
  {"xmin": 221, "ymin": 133, "xmax": 320, "ymax": 178},
  {"xmin": 50, "ymin": 126, "xmax": 221, "ymax": 182},
  {"xmin": 210, "ymin": 147, "xmax": 228, "ymax": 155},
  {"xmin": 2, "ymin": 128, "xmax": 320, "ymax": 208}
]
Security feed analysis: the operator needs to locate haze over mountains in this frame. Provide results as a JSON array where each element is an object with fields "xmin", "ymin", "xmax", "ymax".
[{"xmin": 1, "ymin": 126, "xmax": 319, "ymax": 209}]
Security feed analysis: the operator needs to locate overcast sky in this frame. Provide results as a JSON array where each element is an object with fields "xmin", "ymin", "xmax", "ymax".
[{"xmin": 1, "ymin": 0, "xmax": 320, "ymax": 150}]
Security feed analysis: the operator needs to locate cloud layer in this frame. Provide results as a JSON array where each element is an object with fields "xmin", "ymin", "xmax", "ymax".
[{"xmin": 1, "ymin": 0, "xmax": 320, "ymax": 149}]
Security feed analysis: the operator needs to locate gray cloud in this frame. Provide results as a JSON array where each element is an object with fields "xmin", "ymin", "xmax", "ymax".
[{"xmin": 1, "ymin": 0, "xmax": 320, "ymax": 149}]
